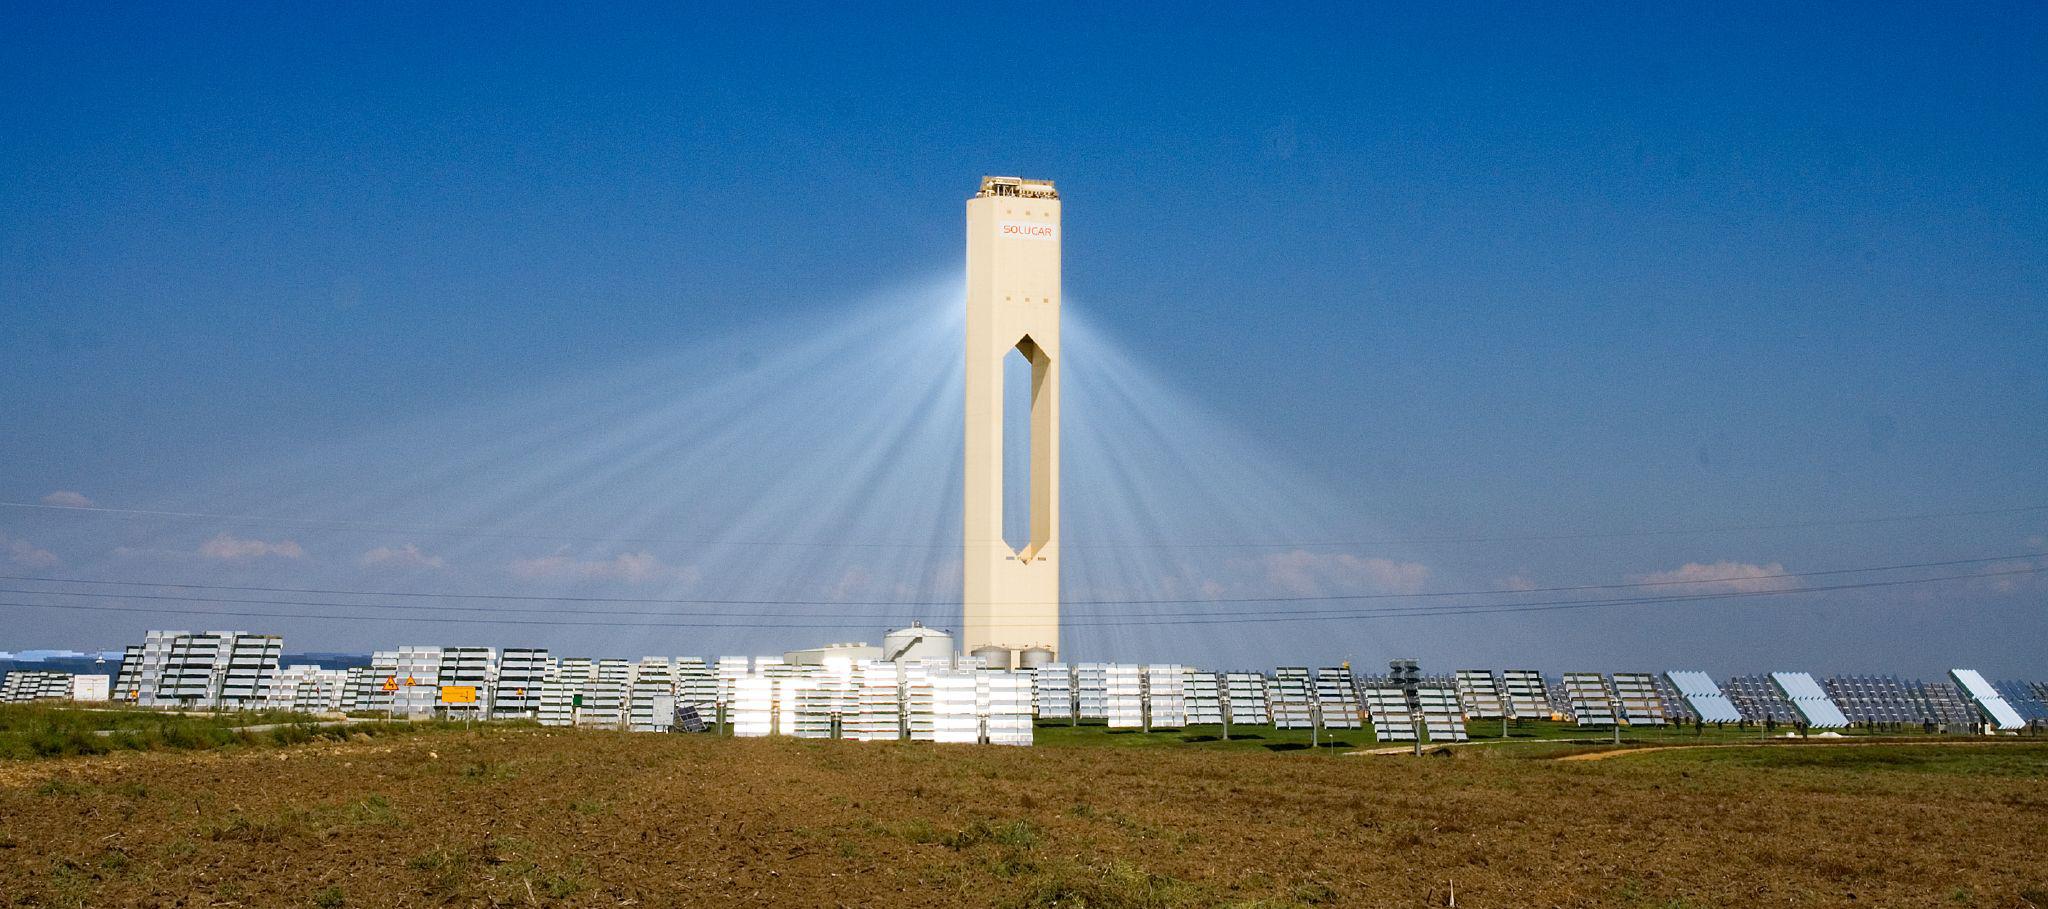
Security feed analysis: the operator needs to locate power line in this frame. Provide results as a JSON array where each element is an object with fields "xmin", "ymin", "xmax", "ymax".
[
  {"xmin": 0, "ymin": 501, "xmax": 939, "ymax": 550},
  {"xmin": 2, "ymin": 550, "xmax": 2039, "ymax": 609},
  {"xmin": 1099, "ymin": 567, "xmax": 2044, "ymax": 625},
  {"xmin": 0, "ymin": 563, "xmax": 2034, "ymax": 621},
  {"xmin": 1063, "ymin": 503, "xmax": 2048, "ymax": 548},
  {"xmin": 5, "ymin": 499, "xmax": 2044, "ymax": 549},
  {"xmin": 0, "ymin": 564, "xmax": 2037, "ymax": 628}
]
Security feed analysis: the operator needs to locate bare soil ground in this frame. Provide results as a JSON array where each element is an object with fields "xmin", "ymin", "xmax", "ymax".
[{"xmin": 2, "ymin": 726, "xmax": 2044, "ymax": 908}]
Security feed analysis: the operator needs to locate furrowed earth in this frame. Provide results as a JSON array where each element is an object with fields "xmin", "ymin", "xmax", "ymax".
[{"xmin": 2, "ymin": 725, "xmax": 2045, "ymax": 908}]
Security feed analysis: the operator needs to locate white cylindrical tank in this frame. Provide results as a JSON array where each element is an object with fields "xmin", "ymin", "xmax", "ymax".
[
  {"xmin": 971, "ymin": 646, "xmax": 1013, "ymax": 670},
  {"xmin": 1018, "ymin": 647, "xmax": 1055, "ymax": 669},
  {"xmin": 882, "ymin": 622, "xmax": 954, "ymax": 663}
]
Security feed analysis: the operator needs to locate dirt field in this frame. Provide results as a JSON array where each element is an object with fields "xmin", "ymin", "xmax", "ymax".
[{"xmin": 2, "ymin": 725, "xmax": 2044, "ymax": 908}]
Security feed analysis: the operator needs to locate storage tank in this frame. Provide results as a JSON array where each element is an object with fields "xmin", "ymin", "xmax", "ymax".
[
  {"xmin": 971, "ymin": 646, "xmax": 1013, "ymax": 670},
  {"xmin": 1018, "ymin": 647, "xmax": 1056, "ymax": 669},
  {"xmin": 882, "ymin": 623, "xmax": 953, "ymax": 663}
]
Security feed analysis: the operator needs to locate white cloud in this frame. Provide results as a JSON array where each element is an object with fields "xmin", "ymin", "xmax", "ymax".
[
  {"xmin": 508, "ymin": 550, "xmax": 695, "ymax": 584},
  {"xmin": 1260, "ymin": 550, "xmax": 1430, "ymax": 596},
  {"xmin": 360, "ymin": 544, "xmax": 445, "ymax": 571},
  {"xmin": 40, "ymin": 490, "xmax": 93, "ymax": 508},
  {"xmin": 1985, "ymin": 554, "xmax": 2048, "ymax": 594},
  {"xmin": 830, "ymin": 566, "xmax": 873, "ymax": 599},
  {"xmin": 1635, "ymin": 560, "xmax": 1795, "ymax": 594},
  {"xmin": 199, "ymin": 533, "xmax": 305, "ymax": 561},
  {"xmin": 2, "ymin": 533, "xmax": 60, "ymax": 568},
  {"xmin": 1497, "ymin": 575, "xmax": 1540, "ymax": 592}
]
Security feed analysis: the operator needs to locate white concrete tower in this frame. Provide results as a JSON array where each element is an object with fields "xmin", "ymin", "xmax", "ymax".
[{"xmin": 963, "ymin": 176, "xmax": 1061, "ymax": 659}]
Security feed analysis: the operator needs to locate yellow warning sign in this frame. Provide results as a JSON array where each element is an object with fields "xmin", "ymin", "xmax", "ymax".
[
  {"xmin": 439, "ymin": 685, "xmax": 478, "ymax": 705},
  {"xmin": 382, "ymin": 677, "xmax": 399, "ymax": 693}
]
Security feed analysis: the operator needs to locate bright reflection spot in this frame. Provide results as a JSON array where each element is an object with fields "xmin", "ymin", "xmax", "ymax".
[{"xmin": 35, "ymin": 275, "xmax": 1415, "ymax": 665}]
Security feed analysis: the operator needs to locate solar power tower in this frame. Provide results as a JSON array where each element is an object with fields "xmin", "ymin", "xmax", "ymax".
[{"xmin": 963, "ymin": 176, "xmax": 1062, "ymax": 662}]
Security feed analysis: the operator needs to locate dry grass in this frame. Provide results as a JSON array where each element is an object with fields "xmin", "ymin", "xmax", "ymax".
[
  {"xmin": 0, "ymin": 725, "xmax": 2043, "ymax": 907},
  {"xmin": 0, "ymin": 703, "xmax": 466, "ymax": 760}
]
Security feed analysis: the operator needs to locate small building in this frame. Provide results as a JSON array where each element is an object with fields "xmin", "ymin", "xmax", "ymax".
[
  {"xmin": 69, "ymin": 674, "xmax": 110, "ymax": 702},
  {"xmin": 783, "ymin": 642, "xmax": 883, "ymax": 666}
]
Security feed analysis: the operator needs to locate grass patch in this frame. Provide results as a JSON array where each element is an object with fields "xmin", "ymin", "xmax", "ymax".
[
  {"xmin": 943, "ymin": 818, "xmax": 1040, "ymax": 850},
  {"xmin": 1630, "ymin": 742, "xmax": 2048, "ymax": 777},
  {"xmin": 344, "ymin": 795, "xmax": 401, "ymax": 827},
  {"xmin": 0, "ymin": 727, "xmax": 2040, "ymax": 907},
  {"xmin": 1029, "ymin": 717, "xmax": 2000, "ymax": 758},
  {"xmin": 0, "ymin": 704, "xmax": 478, "ymax": 761},
  {"xmin": 1009, "ymin": 860, "xmax": 1206, "ymax": 909},
  {"xmin": 406, "ymin": 846, "xmax": 478, "ymax": 896}
]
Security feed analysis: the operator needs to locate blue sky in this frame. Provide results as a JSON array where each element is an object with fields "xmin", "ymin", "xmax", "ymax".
[{"xmin": 2, "ymin": 5, "xmax": 2044, "ymax": 675}]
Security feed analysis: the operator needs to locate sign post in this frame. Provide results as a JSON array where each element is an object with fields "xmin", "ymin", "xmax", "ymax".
[{"xmin": 441, "ymin": 685, "xmax": 478, "ymax": 728}]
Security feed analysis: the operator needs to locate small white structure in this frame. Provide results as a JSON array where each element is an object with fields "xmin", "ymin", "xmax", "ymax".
[{"xmin": 69, "ymin": 674, "xmax": 111, "ymax": 702}]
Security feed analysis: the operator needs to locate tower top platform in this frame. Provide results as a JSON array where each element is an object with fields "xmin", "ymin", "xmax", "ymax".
[{"xmin": 978, "ymin": 176, "xmax": 1059, "ymax": 199}]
